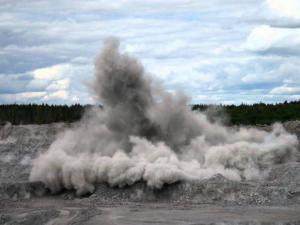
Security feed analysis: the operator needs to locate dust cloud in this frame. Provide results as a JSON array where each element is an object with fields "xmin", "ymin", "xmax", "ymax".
[{"xmin": 30, "ymin": 38, "xmax": 298, "ymax": 195}]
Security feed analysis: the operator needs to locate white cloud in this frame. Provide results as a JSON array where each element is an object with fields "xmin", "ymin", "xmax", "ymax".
[
  {"xmin": 43, "ymin": 90, "xmax": 69, "ymax": 101},
  {"xmin": 244, "ymin": 25, "xmax": 300, "ymax": 52},
  {"xmin": 270, "ymin": 85, "xmax": 300, "ymax": 94},
  {"xmin": 1, "ymin": 0, "xmax": 300, "ymax": 104},
  {"xmin": 124, "ymin": 39, "xmax": 188, "ymax": 58},
  {"xmin": 46, "ymin": 79, "xmax": 70, "ymax": 91},
  {"xmin": 243, "ymin": 0, "xmax": 300, "ymax": 27},
  {"xmin": 42, "ymin": 89, "xmax": 80, "ymax": 102},
  {"xmin": 241, "ymin": 60, "xmax": 300, "ymax": 86},
  {"xmin": 33, "ymin": 64, "xmax": 70, "ymax": 80},
  {"xmin": 0, "ymin": 91, "xmax": 46, "ymax": 103},
  {"xmin": 267, "ymin": 0, "xmax": 300, "ymax": 20}
]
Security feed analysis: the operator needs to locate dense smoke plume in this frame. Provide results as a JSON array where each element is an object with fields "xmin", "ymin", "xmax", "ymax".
[{"xmin": 30, "ymin": 38, "xmax": 299, "ymax": 195}]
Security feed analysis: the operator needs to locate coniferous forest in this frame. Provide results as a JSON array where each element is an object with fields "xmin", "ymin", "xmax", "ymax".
[
  {"xmin": 192, "ymin": 100, "xmax": 300, "ymax": 125},
  {"xmin": 0, "ymin": 101, "xmax": 299, "ymax": 125},
  {"xmin": 0, "ymin": 104, "xmax": 85, "ymax": 125}
]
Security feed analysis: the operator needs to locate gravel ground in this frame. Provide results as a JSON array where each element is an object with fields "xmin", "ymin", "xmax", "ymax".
[{"xmin": 1, "ymin": 121, "xmax": 300, "ymax": 224}]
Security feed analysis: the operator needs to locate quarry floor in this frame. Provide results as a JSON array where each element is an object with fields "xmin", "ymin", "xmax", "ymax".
[{"xmin": 1, "ymin": 199, "xmax": 300, "ymax": 225}]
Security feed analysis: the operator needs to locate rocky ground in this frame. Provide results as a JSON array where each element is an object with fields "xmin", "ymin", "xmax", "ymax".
[{"xmin": 1, "ymin": 121, "xmax": 300, "ymax": 224}]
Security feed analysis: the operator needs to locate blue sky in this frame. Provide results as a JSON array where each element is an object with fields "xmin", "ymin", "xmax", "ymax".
[{"xmin": 1, "ymin": 0, "xmax": 300, "ymax": 105}]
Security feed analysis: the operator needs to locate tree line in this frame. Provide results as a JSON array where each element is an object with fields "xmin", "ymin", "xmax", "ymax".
[
  {"xmin": 0, "ymin": 101, "xmax": 300, "ymax": 125},
  {"xmin": 0, "ymin": 104, "xmax": 85, "ymax": 125},
  {"xmin": 192, "ymin": 100, "xmax": 300, "ymax": 125}
]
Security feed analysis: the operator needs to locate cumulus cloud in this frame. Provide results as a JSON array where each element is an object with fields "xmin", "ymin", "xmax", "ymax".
[
  {"xmin": 0, "ymin": 92, "xmax": 46, "ymax": 103},
  {"xmin": 0, "ymin": 63, "xmax": 82, "ymax": 103},
  {"xmin": 0, "ymin": 0, "xmax": 300, "ymax": 104},
  {"xmin": 267, "ymin": 0, "xmax": 300, "ymax": 20},
  {"xmin": 270, "ymin": 85, "xmax": 300, "ymax": 95},
  {"xmin": 241, "ymin": 61, "xmax": 300, "ymax": 87},
  {"xmin": 243, "ymin": 0, "xmax": 300, "ymax": 27},
  {"xmin": 43, "ymin": 90, "xmax": 69, "ymax": 100},
  {"xmin": 244, "ymin": 25, "xmax": 300, "ymax": 53},
  {"xmin": 46, "ymin": 79, "xmax": 70, "ymax": 91},
  {"xmin": 33, "ymin": 64, "xmax": 70, "ymax": 80}
]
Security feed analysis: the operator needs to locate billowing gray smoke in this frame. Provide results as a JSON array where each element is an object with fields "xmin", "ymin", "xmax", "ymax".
[
  {"xmin": 30, "ymin": 38, "xmax": 299, "ymax": 195},
  {"xmin": 92, "ymin": 38, "xmax": 156, "ymax": 147},
  {"xmin": 91, "ymin": 38, "xmax": 202, "ymax": 151}
]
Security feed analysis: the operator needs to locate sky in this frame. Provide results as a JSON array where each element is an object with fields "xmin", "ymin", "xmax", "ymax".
[{"xmin": 0, "ymin": 0, "xmax": 300, "ymax": 105}]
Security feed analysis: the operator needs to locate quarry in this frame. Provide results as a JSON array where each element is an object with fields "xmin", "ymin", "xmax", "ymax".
[{"xmin": 1, "ymin": 39, "xmax": 300, "ymax": 224}]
